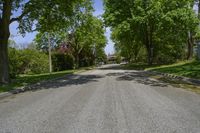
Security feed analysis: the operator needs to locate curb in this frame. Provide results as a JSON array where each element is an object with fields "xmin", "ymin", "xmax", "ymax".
[
  {"xmin": 0, "ymin": 92, "xmax": 13, "ymax": 99},
  {"xmin": 0, "ymin": 68, "xmax": 94, "ymax": 100},
  {"xmin": 147, "ymin": 70, "xmax": 200, "ymax": 85}
]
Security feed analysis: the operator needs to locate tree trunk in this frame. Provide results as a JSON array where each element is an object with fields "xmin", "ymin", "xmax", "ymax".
[
  {"xmin": 187, "ymin": 32, "xmax": 193, "ymax": 60},
  {"xmin": 186, "ymin": 1, "xmax": 197, "ymax": 60},
  {"xmin": 144, "ymin": 25, "xmax": 153, "ymax": 66},
  {"xmin": 75, "ymin": 54, "xmax": 79, "ymax": 69},
  {"xmin": 0, "ymin": 1, "xmax": 12, "ymax": 84},
  {"xmin": 0, "ymin": 35, "xmax": 10, "ymax": 84},
  {"xmin": 48, "ymin": 33, "xmax": 52, "ymax": 73},
  {"xmin": 198, "ymin": 0, "xmax": 200, "ymax": 20},
  {"xmin": 146, "ymin": 44, "xmax": 153, "ymax": 66}
]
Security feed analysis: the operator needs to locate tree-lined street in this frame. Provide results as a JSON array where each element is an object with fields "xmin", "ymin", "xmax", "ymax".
[
  {"xmin": 0, "ymin": 65, "xmax": 200, "ymax": 133},
  {"xmin": 1, "ymin": 0, "xmax": 200, "ymax": 132}
]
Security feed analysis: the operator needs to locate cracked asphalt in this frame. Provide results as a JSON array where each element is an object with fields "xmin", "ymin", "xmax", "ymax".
[{"xmin": 0, "ymin": 64, "xmax": 200, "ymax": 133}]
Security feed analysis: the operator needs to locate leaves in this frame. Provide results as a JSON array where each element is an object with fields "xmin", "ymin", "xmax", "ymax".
[{"xmin": 104, "ymin": 0, "xmax": 199, "ymax": 64}]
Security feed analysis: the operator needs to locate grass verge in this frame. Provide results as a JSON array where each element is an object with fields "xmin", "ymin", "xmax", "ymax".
[
  {"xmin": 123, "ymin": 63, "xmax": 161, "ymax": 70},
  {"xmin": 124, "ymin": 60, "xmax": 200, "ymax": 79},
  {"xmin": 146, "ymin": 60, "xmax": 200, "ymax": 79},
  {"xmin": 124, "ymin": 61, "xmax": 200, "ymax": 94},
  {"xmin": 0, "ymin": 67, "xmax": 94, "ymax": 93},
  {"xmin": 150, "ymin": 76, "xmax": 200, "ymax": 94}
]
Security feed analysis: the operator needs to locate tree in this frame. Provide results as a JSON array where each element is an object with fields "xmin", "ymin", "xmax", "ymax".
[
  {"xmin": 66, "ymin": 1, "xmax": 107, "ymax": 68},
  {"xmin": 104, "ymin": 0, "xmax": 199, "ymax": 65},
  {"xmin": 35, "ymin": 32, "xmax": 65, "ymax": 53},
  {"xmin": 67, "ymin": 15, "xmax": 107, "ymax": 68},
  {"xmin": 9, "ymin": 48, "xmax": 49, "ymax": 77},
  {"xmin": 34, "ymin": 0, "xmax": 107, "ymax": 69},
  {"xmin": 0, "ymin": 0, "xmax": 82, "ymax": 84},
  {"xmin": 111, "ymin": 25, "xmax": 143, "ymax": 62}
]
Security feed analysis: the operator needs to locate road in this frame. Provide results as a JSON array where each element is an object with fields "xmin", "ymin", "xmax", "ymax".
[{"xmin": 0, "ymin": 64, "xmax": 200, "ymax": 133}]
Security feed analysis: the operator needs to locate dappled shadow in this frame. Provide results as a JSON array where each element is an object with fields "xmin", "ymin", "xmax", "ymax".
[
  {"xmin": 22, "ymin": 74, "xmax": 104, "ymax": 92},
  {"xmin": 106, "ymin": 72, "xmax": 124, "ymax": 77},
  {"xmin": 150, "ymin": 61, "xmax": 200, "ymax": 79},
  {"xmin": 98, "ymin": 64, "xmax": 125, "ymax": 70},
  {"xmin": 187, "ymin": 78, "xmax": 200, "ymax": 85},
  {"xmin": 107, "ymin": 71, "xmax": 168, "ymax": 87}
]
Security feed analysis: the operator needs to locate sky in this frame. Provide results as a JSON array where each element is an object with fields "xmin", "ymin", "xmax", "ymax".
[{"xmin": 10, "ymin": 0, "xmax": 115, "ymax": 55}]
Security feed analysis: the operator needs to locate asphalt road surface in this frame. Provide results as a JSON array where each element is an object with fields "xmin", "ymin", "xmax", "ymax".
[{"xmin": 0, "ymin": 64, "xmax": 200, "ymax": 133}]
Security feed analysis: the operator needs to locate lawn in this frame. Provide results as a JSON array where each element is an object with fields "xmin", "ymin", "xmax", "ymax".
[
  {"xmin": 123, "ymin": 63, "xmax": 161, "ymax": 70},
  {"xmin": 147, "ymin": 61, "xmax": 200, "ymax": 79},
  {"xmin": 124, "ymin": 60, "xmax": 200, "ymax": 80},
  {"xmin": 123, "ymin": 61, "xmax": 200, "ymax": 94},
  {"xmin": 0, "ymin": 67, "xmax": 93, "ymax": 93}
]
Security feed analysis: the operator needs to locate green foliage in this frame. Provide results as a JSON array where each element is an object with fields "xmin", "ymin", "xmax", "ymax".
[
  {"xmin": 0, "ymin": 69, "xmax": 75, "ymax": 93},
  {"xmin": 104, "ymin": 0, "xmax": 199, "ymax": 65},
  {"xmin": 115, "ymin": 55, "xmax": 122, "ymax": 64},
  {"xmin": 148, "ymin": 60, "xmax": 200, "ymax": 79},
  {"xmin": 27, "ymin": 50, "xmax": 49, "ymax": 74},
  {"xmin": 67, "ymin": 1, "xmax": 107, "ymax": 68},
  {"xmin": 34, "ymin": 32, "xmax": 65, "ymax": 53},
  {"xmin": 52, "ymin": 53, "xmax": 74, "ymax": 71},
  {"xmin": 9, "ymin": 48, "xmax": 21, "ymax": 78},
  {"xmin": 0, "ymin": 0, "xmax": 85, "ymax": 83},
  {"xmin": 34, "ymin": 1, "xmax": 107, "ymax": 69},
  {"xmin": 10, "ymin": 0, "xmax": 84, "ymax": 34},
  {"xmin": 8, "ymin": 48, "xmax": 49, "ymax": 78}
]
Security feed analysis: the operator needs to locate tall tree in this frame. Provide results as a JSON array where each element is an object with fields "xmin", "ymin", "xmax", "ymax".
[
  {"xmin": 67, "ymin": 0, "xmax": 106, "ymax": 68},
  {"xmin": 0, "ymin": 0, "xmax": 81, "ymax": 84},
  {"xmin": 35, "ymin": 0, "xmax": 107, "ymax": 69},
  {"xmin": 104, "ymin": 0, "xmax": 198, "ymax": 65}
]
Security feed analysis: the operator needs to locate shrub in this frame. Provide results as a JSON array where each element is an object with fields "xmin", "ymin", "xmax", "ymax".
[
  {"xmin": 9, "ymin": 48, "xmax": 49, "ymax": 78},
  {"xmin": 52, "ymin": 53, "xmax": 74, "ymax": 71}
]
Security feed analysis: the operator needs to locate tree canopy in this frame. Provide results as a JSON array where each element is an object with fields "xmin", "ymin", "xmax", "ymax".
[
  {"xmin": 35, "ymin": 0, "xmax": 107, "ymax": 69},
  {"xmin": 104, "ymin": 0, "xmax": 199, "ymax": 64},
  {"xmin": 0, "ymin": 0, "xmax": 84, "ymax": 83}
]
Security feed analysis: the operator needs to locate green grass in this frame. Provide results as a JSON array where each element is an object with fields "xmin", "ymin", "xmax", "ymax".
[
  {"xmin": 0, "ymin": 67, "xmax": 93, "ymax": 93},
  {"xmin": 147, "ymin": 60, "xmax": 200, "ymax": 79},
  {"xmin": 124, "ymin": 61, "xmax": 200, "ymax": 94},
  {"xmin": 123, "ymin": 63, "xmax": 161, "ymax": 70},
  {"xmin": 124, "ymin": 60, "xmax": 200, "ymax": 79}
]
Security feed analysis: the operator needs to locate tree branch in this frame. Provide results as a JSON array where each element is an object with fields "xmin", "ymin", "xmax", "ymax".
[
  {"xmin": 10, "ymin": 1, "xmax": 31, "ymax": 24},
  {"xmin": 10, "ymin": 11, "xmax": 26, "ymax": 24}
]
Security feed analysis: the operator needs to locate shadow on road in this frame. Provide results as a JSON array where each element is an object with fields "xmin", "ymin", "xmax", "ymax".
[
  {"xmin": 98, "ymin": 64, "xmax": 125, "ymax": 70},
  {"xmin": 26, "ymin": 74, "xmax": 104, "ymax": 92},
  {"xmin": 106, "ymin": 71, "xmax": 168, "ymax": 87}
]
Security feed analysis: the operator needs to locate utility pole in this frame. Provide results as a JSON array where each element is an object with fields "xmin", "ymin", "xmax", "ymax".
[{"xmin": 48, "ymin": 33, "xmax": 52, "ymax": 74}]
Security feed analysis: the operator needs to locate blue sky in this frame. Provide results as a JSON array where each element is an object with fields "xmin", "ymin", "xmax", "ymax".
[{"xmin": 10, "ymin": 0, "xmax": 114, "ymax": 54}]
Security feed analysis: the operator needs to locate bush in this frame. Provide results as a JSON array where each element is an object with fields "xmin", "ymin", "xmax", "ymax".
[
  {"xmin": 26, "ymin": 50, "xmax": 49, "ymax": 74},
  {"xmin": 52, "ymin": 53, "xmax": 74, "ymax": 71},
  {"xmin": 9, "ymin": 48, "xmax": 49, "ymax": 78},
  {"xmin": 9, "ymin": 48, "xmax": 21, "ymax": 78}
]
